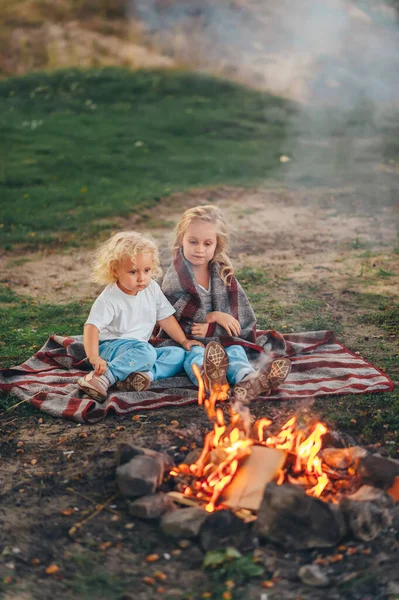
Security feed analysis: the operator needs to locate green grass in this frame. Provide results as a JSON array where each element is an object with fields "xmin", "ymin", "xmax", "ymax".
[
  {"xmin": 0, "ymin": 285, "xmax": 89, "ymax": 367},
  {"xmin": 0, "ymin": 68, "xmax": 298, "ymax": 249},
  {"xmin": 0, "ymin": 284, "xmax": 90, "ymax": 415},
  {"xmin": 1, "ymin": 68, "xmax": 399, "ymax": 251},
  {"xmin": 64, "ymin": 552, "xmax": 136, "ymax": 600}
]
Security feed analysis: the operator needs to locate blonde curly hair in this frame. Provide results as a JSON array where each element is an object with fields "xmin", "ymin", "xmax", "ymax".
[
  {"xmin": 92, "ymin": 231, "xmax": 161, "ymax": 285},
  {"xmin": 172, "ymin": 205, "xmax": 234, "ymax": 285}
]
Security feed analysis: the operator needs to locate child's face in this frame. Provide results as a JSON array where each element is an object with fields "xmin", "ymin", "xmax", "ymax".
[
  {"xmin": 113, "ymin": 253, "xmax": 153, "ymax": 295},
  {"xmin": 182, "ymin": 220, "xmax": 217, "ymax": 268}
]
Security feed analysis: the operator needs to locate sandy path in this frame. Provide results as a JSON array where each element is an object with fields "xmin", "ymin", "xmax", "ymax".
[{"xmin": 1, "ymin": 186, "xmax": 398, "ymax": 303}]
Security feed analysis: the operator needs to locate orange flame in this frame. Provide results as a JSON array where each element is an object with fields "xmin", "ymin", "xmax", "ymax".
[
  {"xmin": 259, "ymin": 416, "xmax": 329, "ymax": 497},
  {"xmin": 170, "ymin": 366, "xmax": 330, "ymax": 511}
]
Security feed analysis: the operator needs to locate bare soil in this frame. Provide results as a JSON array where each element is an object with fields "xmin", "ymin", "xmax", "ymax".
[
  {"xmin": 1, "ymin": 186, "xmax": 398, "ymax": 303},
  {"xmin": 1, "ymin": 186, "xmax": 398, "ymax": 600}
]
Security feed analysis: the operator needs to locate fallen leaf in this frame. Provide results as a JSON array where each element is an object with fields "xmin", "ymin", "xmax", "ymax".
[
  {"xmin": 99, "ymin": 542, "xmax": 112, "ymax": 551},
  {"xmin": 61, "ymin": 508, "xmax": 74, "ymax": 516},
  {"xmin": 45, "ymin": 564, "xmax": 59, "ymax": 575},
  {"xmin": 329, "ymin": 553, "xmax": 344, "ymax": 563},
  {"xmin": 146, "ymin": 554, "xmax": 160, "ymax": 563}
]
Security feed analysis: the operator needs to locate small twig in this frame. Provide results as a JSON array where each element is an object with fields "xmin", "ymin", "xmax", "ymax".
[
  {"xmin": 68, "ymin": 493, "xmax": 119, "ymax": 537},
  {"xmin": 66, "ymin": 487, "xmax": 119, "ymax": 514},
  {"xmin": 2, "ymin": 399, "xmax": 28, "ymax": 415}
]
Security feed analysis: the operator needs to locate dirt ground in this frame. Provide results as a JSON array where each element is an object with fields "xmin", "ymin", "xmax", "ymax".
[
  {"xmin": 1, "ymin": 186, "xmax": 399, "ymax": 600},
  {"xmin": 2, "ymin": 185, "xmax": 398, "ymax": 303}
]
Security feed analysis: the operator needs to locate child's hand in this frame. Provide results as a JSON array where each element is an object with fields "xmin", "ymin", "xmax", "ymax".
[
  {"xmin": 182, "ymin": 339, "xmax": 204, "ymax": 350},
  {"xmin": 191, "ymin": 322, "xmax": 209, "ymax": 337},
  {"xmin": 90, "ymin": 356, "xmax": 107, "ymax": 376},
  {"xmin": 208, "ymin": 311, "xmax": 241, "ymax": 337}
]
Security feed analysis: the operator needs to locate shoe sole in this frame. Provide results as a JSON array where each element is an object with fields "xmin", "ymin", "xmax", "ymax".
[
  {"xmin": 115, "ymin": 372, "xmax": 151, "ymax": 392},
  {"xmin": 77, "ymin": 377, "xmax": 107, "ymax": 402},
  {"xmin": 268, "ymin": 358, "xmax": 291, "ymax": 389},
  {"xmin": 203, "ymin": 341, "xmax": 229, "ymax": 391},
  {"xmin": 232, "ymin": 358, "xmax": 291, "ymax": 404}
]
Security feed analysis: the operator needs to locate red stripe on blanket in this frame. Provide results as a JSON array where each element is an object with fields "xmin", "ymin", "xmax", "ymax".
[
  {"xmin": 272, "ymin": 382, "xmax": 390, "ymax": 397},
  {"xmin": 0, "ymin": 330, "xmax": 394, "ymax": 423}
]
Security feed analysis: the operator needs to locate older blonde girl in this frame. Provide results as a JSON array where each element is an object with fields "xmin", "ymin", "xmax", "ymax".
[{"xmin": 158, "ymin": 205, "xmax": 291, "ymax": 404}]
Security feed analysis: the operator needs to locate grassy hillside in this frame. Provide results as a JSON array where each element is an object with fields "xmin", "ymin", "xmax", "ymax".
[
  {"xmin": 1, "ymin": 68, "xmax": 398, "ymax": 251},
  {"xmin": 0, "ymin": 68, "xmax": 298, "ymax": 249}
]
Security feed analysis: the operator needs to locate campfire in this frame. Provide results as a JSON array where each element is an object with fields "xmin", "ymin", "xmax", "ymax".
[
  {"xmin": 116, "ymin": 365, "xmax": 398, "ymax": 550},
  {"xmin": 170, "ymin": 365, "xmax": 342, "ymax": 513}
]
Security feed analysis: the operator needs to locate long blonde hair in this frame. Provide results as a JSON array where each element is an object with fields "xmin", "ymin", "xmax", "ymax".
[
  {"xmin": 172, "ymin": 205, "xmax": 234, "ymax": 285},
  {"xmin": 92, "ymin": 231, "xmax": 161, "ymax": 285}
]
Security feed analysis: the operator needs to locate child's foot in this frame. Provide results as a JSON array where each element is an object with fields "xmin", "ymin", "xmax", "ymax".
[
  {"xmin": 203, "ymin": 341, "xmax": 229, "ymax": 392},
  {"xmin": 78, "ymin": 372, "xmax": 110, "ymax": 402},
  {"xmin": 115, "ymin": 371, "xmax": 152, "ymax": 392},
  {"xmin": 232, "ymin": 358, "xmax": 291, "ymax": 404}
]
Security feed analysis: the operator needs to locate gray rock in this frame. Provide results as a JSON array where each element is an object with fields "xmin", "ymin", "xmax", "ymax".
[
  {"xmin": 348, "ymin": 485, "xmax": 393, "ymax": 506},
  {"xmin": 160, "ymin": 507, "xmax": 208, "ymax": 539},
  {"xmin": 254, "ymin": 483, "xmax": 347, "ymax": 550},
  {"xmin": 116, "ymin": 442, "xmax": 174, "ymax": 469},
  {"xmin": 199, "ymin": 509, "xmax": 251, "ymax": 551},
  {"xmin": 387, "ymin": 581, "xmax": 399, "ymax": 596},
  {"xmin": 116, "ymin": 455, "xmax": 164, "ymax": 498},
  {"xmin": 298, "ymin": 564, "xmax": 330, "ymax": 587},
  {"xmin": 127, "ymin": 492, "xmax": 177, "ymax": 519},
  {"xmin": 340, "ymin": 497, "xmax": 393, "ymax": 542}
]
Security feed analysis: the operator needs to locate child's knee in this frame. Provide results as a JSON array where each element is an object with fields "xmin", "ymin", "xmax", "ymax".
[
  {"xmin": 162, "ymin": 346, "xmax": 186, "ymax": 368},
  {"xmin": 184, "ymin": 345, "xmax": 204, "ymax": 369},
  {"xmin": 133, "ymin": 342, "xmax": 157, "ymax": 367},
  {"xmin": 226, "ymin": 345, "xmax": 247, "ymax": 360}
]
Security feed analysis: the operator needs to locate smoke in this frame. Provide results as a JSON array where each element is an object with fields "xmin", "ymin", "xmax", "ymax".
[
  {"xmin": 128, "ymin": 0, "xmax": 399, "ymax": 199},
  {"xmin": 128, "ymin": 0, "xmax": 399, "ymax": 108}
]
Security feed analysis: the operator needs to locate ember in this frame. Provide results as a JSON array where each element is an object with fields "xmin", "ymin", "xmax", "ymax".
[{"xmin": 170, "ymin": 364, "xmax": 333, "ymax": 512}]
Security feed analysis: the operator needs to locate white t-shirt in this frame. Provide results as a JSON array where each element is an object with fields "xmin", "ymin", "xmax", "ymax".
[
  {"xmin": 85, "ymin": 279, "xmax": 175, "ymax": 342},
  {"xmin": 198, "ymin": 281, "xmax": 213, "ymax": 314}
]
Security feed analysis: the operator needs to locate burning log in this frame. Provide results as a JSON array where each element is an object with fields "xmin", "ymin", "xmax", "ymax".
[
  {"xmin": 170, "ymin": 366, "xmax": 335, "ymax": 513},
  {"xmin": 221, "ymin": 446, "xmax": 286, "ymax": 511}
]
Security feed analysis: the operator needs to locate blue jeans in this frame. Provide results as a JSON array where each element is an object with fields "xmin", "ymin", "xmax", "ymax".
[
  {"xmin": 184, "ymin": 344, "xmax": 254, "ymax": 386},
  {"xmin": 99, "ymin": 339, "xmax": 186, "ymax": 385}
]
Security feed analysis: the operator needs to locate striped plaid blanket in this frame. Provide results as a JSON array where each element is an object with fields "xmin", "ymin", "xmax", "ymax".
[{"xmin": 0, "ymin": 331, "xmax": 393, "ymax": 424}]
